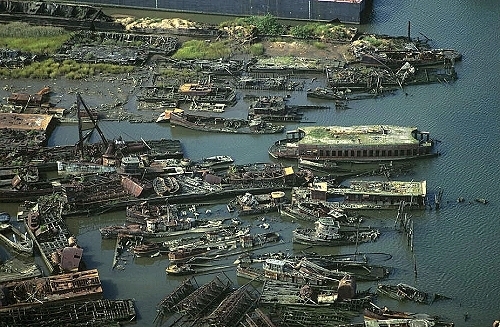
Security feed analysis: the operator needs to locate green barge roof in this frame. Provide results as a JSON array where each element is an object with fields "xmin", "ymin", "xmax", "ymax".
[
  {"xmin": 347, "ymin": 180, "xmax": 427, "ymax": 197},
  {"xmin": 298, "ymin": 125, "xmax": 423, "ymax": 146}
]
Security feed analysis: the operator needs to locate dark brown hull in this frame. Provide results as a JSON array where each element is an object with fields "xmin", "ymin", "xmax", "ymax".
[{"xmin": 170, "ymin": 112, "xmax": 283, "ymax": 134}]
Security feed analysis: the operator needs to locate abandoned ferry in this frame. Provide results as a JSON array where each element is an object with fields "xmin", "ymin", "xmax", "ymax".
[{"xmin": 268, "ymin": 125, "xmax": 438, "ymax": 162}]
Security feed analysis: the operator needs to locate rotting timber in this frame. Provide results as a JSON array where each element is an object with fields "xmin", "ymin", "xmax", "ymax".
[
  {"xmin": 0, "ymin": 299, "xmax": 136, "ymax": 327},
  {"xmin": 0, "ymin": 0, "xmax": 124, "ymax": 31},
  {"xmin": 19, "ymin": 195, "xmax": 85, "ymax": 274},
  {"xmin": 155, "ymin": 274, "xmax": 260, "ymax": 327},
  {"xmin": 0, "ymin": 13, "xmax": 462, "ymax": 327},
  {"xmin": 0, "ymin": 269, "xmax": 103, "ymax": 311}
]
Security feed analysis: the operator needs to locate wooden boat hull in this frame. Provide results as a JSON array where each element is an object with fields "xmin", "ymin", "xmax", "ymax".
[
  {"xmin": 170, "ymin": 111, "xmax": 284, "ymax": 134},
  {"xmin": 165, "ymin": 264, "xmax": 196, "ymax": 275},
  {"xmin": 293, "ymin": 228, "xmax": 379, "ymax": 247},
  {"xmin": 0, "ymin": 223, "xmax": 33, "ymax": 255},
  {"xmin": 0, "ymin": 269, "xmax": 103, "ymax": 312},
  {"xmin": 377, "ymin": 283, "xmax": 430, "ymax": 303}
]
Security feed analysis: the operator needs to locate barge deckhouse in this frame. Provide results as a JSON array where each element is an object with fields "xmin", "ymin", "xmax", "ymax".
[
  {"xmin": 269, "ymin": 125, "xmax": 437, "ymax": 162},
  {"xmin": 330, "ymin": 180, "xmax": 428, "ymax": 209}
]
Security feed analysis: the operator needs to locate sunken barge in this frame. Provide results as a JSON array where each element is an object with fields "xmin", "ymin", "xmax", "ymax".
[{"xmin": 0, "ymin": 268, "xmax": 136, "ymax": 326}]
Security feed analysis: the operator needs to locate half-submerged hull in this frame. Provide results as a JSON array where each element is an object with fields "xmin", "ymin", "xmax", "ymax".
[
  {"xmin": 170, "ymin": 111, "xmax": 284, "ymax": 134},
  {"xmin": 0, "ymin": 223, "xmax": 33, "ymax": 255}
]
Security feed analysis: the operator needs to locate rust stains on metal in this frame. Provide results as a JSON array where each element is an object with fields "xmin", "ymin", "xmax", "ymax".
[{"xmin": 0, "ymin": 113, "xmax": 54, "ymax": 131}]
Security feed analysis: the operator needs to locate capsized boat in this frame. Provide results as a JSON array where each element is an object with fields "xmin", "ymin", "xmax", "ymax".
[
  {"xmin": 131, "ymin": 240, "xmax": 163, "ymax": 257},
  {"xmin": 237, "ymin": 258, "xmax": 339, "ymax": 286},
  {"xmin": 296, "ymin": 257, "xmax": 389, "ymax": 282},
  {"xmin": 57, "ymin": 161, "xmax": 116, "ymax": 176},
  {"xmin": 178, "ymin": 82, "xmax": 214, "ymax": 96},
  {"xmin": 364, "ymin": 302, "xmax": 415, "ymax": 320},
  {"xmin": 152, "ymin": 176, "xmax": 180, "ymax": 196},
  {"xmin": 165, "ymin": 263, "xmax": 196, "ymax": 275},
  {"xmin": 228, "ymin": 191, "xmax": 286, "ymax": 216},
  {"xmin": 165, "ymin": 263, "xmax": 232, "ymax": 276},
  {"xmin": 306, "ymin": 87, "xmax": 346, "ymax": 100}
]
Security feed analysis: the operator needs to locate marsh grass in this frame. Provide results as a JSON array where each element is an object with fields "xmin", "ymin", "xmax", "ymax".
[
  {"xmin": 0, "ymin": 22, "xmax": 71, "ymax": 54},
  {"xmin": 0, "ymin": 59, "xmax": 134, "ymax": 79},
  {"xmin": 172, "ymin": 40, "xmax": 232, "ymax": 60}
]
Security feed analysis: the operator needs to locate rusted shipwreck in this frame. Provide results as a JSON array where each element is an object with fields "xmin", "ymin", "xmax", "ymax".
[
  {"xmin": 0, "ymin": 268, "xmax": 136, "ymax": 326},
  {"xmin": 155, "ymin": 274, "xmax": 261, "ymax": 327},
  {"xmin": 0, "ymin": 269, "xmax": 103, "ymax": 311},
  {"xmin": 20, "ymin": 196, "xmax": 84, "ymax": 274},
  {"xmin": 169, "ymin": 109, "xmax": 284, "ymax": 134}
]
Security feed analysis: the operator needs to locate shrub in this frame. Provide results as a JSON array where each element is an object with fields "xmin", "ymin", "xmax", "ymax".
[
  {"xmin": 0, "ymin": 22, "xmax": 71, "ymax": 54},
  {"xmin": 172, "ymin": 40, "xmax": 232, "ymax": 60},
  {"xmin": 313, "ymin": 41, "xmax": 326, "ymax": 50},
  {"xmin": 0, "ymin": 59, "xmax": 134, "ymax": 79},
  {"xmin": 222, "ymin": 14, "xmax": 286, "ymax": 36},
  {"xmin": 249, "ymin": 43, "xmax": 265, "ymax": 56}
]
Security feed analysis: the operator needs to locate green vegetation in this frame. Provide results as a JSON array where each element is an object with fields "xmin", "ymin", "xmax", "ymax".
[
  {"xmin": 219, "ymin": 15, "xmax": 353, "ymax": 41},
  {"xmin": 254, "ymin": 56, "xmax": 323, "ymax": 70},
  {"xmin": 0, "ymin": 16, "xmax": 357, "ymax": 70},
  {"xmin": 360, "ymin": 35, "xmax": 394, "ymax": 49},
  {"xmin": 307, "ymin": 127, "xmax": 332, "ymax": 140},
  {"xmin": 290, "ymin": 22, "xmax": 354, "ymax": 40},
  {"xmin": 220, "ymin": 14, "xmax": 286, "ymax": 37},
  {"xmin": 0, "ymin": 59, "xmax": 134, "ymax": 79},
  {"xmin": 158, "ymin": 67, "xmax": 199, "ymax": 80},
  {"xmin": 0, "ymin": 22, "xmax": 135, "ymax": 78},
  {"xmin": 249, "ymin": 43, "xmax": 265, "ymax": 56},
  {"xmin": 0, "ymin": 22, "xmax": 71, "ymax": 54},
  {"xmin": 313, "ymin": 41, "xmax": 326, "ymax": 50},
  {"xmin": 172, "ymin": 40, "xmax": 233, "ymax": 60}
]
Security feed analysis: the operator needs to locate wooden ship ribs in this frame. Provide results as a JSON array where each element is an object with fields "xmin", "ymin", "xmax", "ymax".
[
  {"xmin": 156, "ymin": 275, "xmax": 261, "ymax": 327},
  {"xmin": 201, "ymin": 283, "xmax": 260, "ymax": 327},
  {"xmin": 0, "ymin": 299, "xmax": 136, "ymax": 327},
  {"xmin": 155, "ymin": 277, "xmax": 198, "ymax": 324},
  {"xmin": 241, "ymin": 308, "xmax": 278, "ymax": 327},
  {"xmin": 326, "ymin": 61, "xmax": 457, "ymax": 94},
  {"xmin": 174, "ymin": 275, "xmax": 233, "ymax": 322},
  {"xmin": 226, "ymin": 163, "xmax": 286, "ymax": 184}
]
